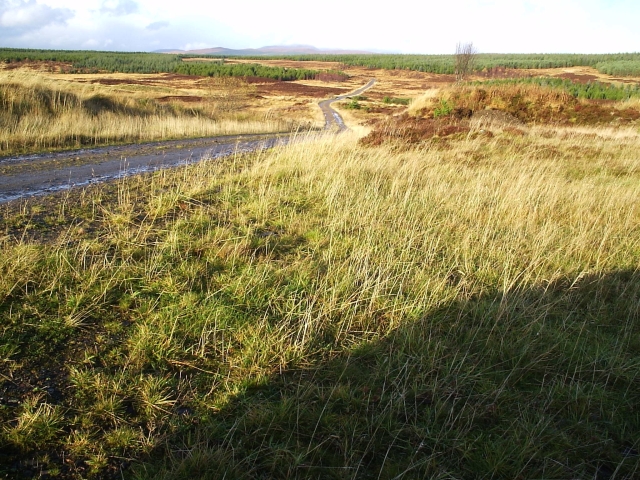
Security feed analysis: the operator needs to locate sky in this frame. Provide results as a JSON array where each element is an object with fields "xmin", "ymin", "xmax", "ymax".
[{"xmin": 1, "ymin": 0, "xmax": 639, "ymax": 54}]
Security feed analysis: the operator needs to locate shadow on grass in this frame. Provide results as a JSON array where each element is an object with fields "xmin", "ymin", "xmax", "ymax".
[{"xmin": 137, "ymin": 268, "xmax": 640, "ymax": 480}]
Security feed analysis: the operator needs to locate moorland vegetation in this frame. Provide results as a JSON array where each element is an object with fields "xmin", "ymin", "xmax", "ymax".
[
  {"xmin": 0, "ymin": 71, "xmax": 312, "ymax": 156},
  {"xmin": 0, "ymin": 49, "xmax": 183, "ymax": 74},
  {"xmin": 1, "ymin": 52, "xmax": 639, "ymax": 479},
  {"xmin": 0, "ymin": 49, "xmax": 328, "ymax": 80},
  {"xmin": 173, "ymin": 62, "xmax": 321, "ymax": 81},
  {"xmin": 2, "ymin": 123, "xmax": 639, "ymax": 479},
  {"xmin": 470, "ymin": 77, "xmax": 640, "ymax": 101},
  {"xmin": 5, "ymin": 49, "xmax": 640, "ymax": 78}
]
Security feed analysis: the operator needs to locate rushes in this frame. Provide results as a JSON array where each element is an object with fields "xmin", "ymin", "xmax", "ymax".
[{"xmin": 3, "ymin": 395, "xmax": 63, "ymax": 450}]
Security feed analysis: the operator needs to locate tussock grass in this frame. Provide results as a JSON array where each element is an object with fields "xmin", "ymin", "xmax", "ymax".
[
  {"xmin": 406, "ymin": 88, "xmax": 440, "ymax": 115},
  {"xmin": 0, "ymin": 71, "xmax": 299, "ymax": 156},
  {"xmin": 442, "ymin": 83, "xmax": 574, "ymax": 117},
  {"xmin": 617, "ymin": 97, "xmax": 640, "ymax": 111},
  {"xmin": 1, "ymin": 128, "xmax": 639, "ymax": 478}
]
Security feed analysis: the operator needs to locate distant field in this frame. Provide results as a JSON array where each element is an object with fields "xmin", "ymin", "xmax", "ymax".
[
  {"xmin": 0, "ymin": 68, "xmax": 340, "ymax": 156},
  {"xmin": 0, "ymin": 48, "xmax": 333, "ymax": 80}
]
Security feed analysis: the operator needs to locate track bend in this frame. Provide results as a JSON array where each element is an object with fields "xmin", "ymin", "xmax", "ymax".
[
  {"xmin": 319, "ymin": 78, "xmax": 376, "ymax": 131},
  {"xmin": 0, "ymin": 79, "xmax": 376, "ymax": 204}
]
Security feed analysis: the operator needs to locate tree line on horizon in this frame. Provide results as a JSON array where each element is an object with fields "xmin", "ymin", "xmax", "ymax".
[
  {"xmin": 0, "ymin": 49, "xmax": 322, "ymax": 80},
  {"xmin": 2, "ymin": 48, "xmax": 640, "ymax": 80},
  {"xmin": 238, "ymin": 53, "xmax": 640, "ymax": 77}
]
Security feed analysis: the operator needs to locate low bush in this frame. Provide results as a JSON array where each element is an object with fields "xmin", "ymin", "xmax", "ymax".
[
  {"xmin": 344, "ymin": 99, "xmax": 362, "ymax": 110},
  {"xmin": 383, "ymin": 96, "xmax": 411, "ymax": 105},
  {"xmin": 433, "ymin": 98, "xmax": 453, "ymax": 118}
]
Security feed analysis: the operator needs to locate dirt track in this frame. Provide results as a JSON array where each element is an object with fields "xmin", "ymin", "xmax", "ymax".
[
  {"xmin": 319, "ymin": 79, "xmax": 376, "ymax": 131},
  {"xmin": 0, "ymin": 80, "xmax": 376, "ymax": 204}
]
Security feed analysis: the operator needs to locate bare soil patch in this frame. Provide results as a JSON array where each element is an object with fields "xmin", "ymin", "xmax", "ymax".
[
  {"xmin": 555, "ymin": 72, "xmax": 601, "ymax": 83},
  {"xmin": 256, "ymin": 82, "xmax": 345, "ymax": 98},
  {"xmin": 157, "ymin": 95, "xmax": 205, "ymax": 103}
]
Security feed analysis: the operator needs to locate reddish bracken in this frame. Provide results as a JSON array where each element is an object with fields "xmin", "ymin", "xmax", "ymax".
[{"xmin": 360, "ymin": 114, "xmax": 470, "ymax": 147}]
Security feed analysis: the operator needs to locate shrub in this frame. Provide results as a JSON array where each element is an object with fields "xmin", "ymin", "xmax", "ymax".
[
  {"xmin": 433, "ymin": 99, "xmax": 453, "ymax": 118},
  {"xmin": 344, "ymin": 99, "xmax": 362, "ymax": 110},
  {"xmin": 383, "ymin": 96, "xmax": 411, "ymax": 105}
]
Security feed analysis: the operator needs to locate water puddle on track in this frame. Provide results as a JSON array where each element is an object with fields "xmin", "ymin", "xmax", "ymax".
[{"xmin": 0, "ymin": 133, "xmax": 297, "ymax": 204}]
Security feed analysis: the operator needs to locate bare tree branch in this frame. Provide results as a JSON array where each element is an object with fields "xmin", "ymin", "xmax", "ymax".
[{"xmin": 455, "ymin": 42, "xmax": 478, "ymax": 82}]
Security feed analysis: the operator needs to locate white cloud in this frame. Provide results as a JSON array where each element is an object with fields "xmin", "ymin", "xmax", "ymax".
[
  {"xmin": 99, "ymin": 0, "xmax": 137, "ymax": 16},
  {"xmin": 1, "ymin": 0, "xmax": 638, "ymax": 53},
  {"xmin": 0, "ymin": 0, "xmax": 73, "ymax": 36},
  {"xmin": 146, "ymin": 20, "xmax": 168, "ymax": 30}
]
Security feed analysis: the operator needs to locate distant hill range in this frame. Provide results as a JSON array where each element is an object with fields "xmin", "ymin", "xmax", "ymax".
[{"xmin": 153, "ymin": 45, "xmax": 373, "ymax": 56}]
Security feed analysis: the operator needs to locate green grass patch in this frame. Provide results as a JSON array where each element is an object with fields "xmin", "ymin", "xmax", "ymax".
[
  {"xmin": 383, "ymin": 96, "xmax": 411, "ymax": 105},
  {"xmin": 433, "ymin": 98, "xmax": 454, "ymax": 118},
  {"xmin": 344, "ymin": 99, "xmax": 362, "ymax": 109}
]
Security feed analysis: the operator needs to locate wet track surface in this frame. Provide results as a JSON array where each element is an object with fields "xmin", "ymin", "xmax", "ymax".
[
  {"xmin": 0, "ymin": 134, "xmax": 292, "ymax": 204},
  {"xmin": 0, "ymin": 79, "xmax": 376, "ymax": 204}
]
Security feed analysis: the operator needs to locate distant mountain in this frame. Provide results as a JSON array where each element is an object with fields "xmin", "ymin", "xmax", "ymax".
[{"xmin": 152, "ymin": 45, "xmax": 373, "ymax": 56}]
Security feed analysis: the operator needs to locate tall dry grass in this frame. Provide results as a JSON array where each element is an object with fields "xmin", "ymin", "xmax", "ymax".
[
  {"xmin": 616, "ymin": 96, "xmax": 640, "ymax": 110},
  {"xmin": 0, "ymin": 71, "xmax": 300, "ymax": 156},
  {"xmin": 406, "ymin": 88, "xmax": 440, "ymax": 115}
]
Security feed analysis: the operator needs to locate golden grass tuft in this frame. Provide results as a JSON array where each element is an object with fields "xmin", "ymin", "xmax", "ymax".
[{"xmin": 407, "ymin": 88, "xmax": 441, "ymax": 115}]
